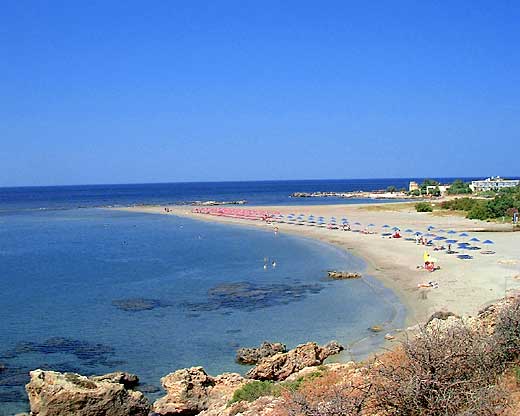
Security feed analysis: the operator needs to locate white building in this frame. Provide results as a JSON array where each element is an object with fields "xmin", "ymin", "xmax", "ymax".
[{"xmin": 470, "ymin": 176, "xmax": 520, "ymax": 192}]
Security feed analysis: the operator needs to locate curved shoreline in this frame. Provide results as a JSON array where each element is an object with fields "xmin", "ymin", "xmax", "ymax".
[{"xmin": 114, "ymin": 203, "xmax": 520, "ymax": 331}]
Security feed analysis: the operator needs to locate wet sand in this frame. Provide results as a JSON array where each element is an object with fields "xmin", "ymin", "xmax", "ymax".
[{"xmin": 116, "ymin": 203, "xmax": 520, "ymax": 327}]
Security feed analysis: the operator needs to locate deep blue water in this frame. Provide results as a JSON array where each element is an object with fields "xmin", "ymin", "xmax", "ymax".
[
  {"xmin": 0, "ymin": 180, "xmax": 413, "ymax": 414},
  {"xmin": 0, "ymin": 177, "xmax": 485, "ymax": 212}
]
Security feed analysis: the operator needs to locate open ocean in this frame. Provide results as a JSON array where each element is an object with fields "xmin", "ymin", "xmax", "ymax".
[{"xmin": 0, "ymin": 178, "xmax": 472, "ymax": 414}]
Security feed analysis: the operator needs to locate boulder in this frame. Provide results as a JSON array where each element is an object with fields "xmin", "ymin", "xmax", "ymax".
[
  {"xmin": 25, "ymin": 369, "xmax": 150, "ymax": 416},
  {"xmin": 246, "ymin": 341, "xmax": 344, "ymax": 381},
  {"xmin": 152, "ymin": 367, "xmax": 245, "ymax": 415},
  {"xmin": 236, "ymin": 342, "xmax": 287, "ymax": 365}
]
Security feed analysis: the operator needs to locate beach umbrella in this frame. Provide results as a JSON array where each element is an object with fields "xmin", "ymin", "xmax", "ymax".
[
  {"xmin": 404, "ymin": 229, "xmax": 414, "ymax": 233},
  {"xmin": 483, "ymin": 240, "xmax": 494, "ymax": 245},
  {"xmin": 424, "ymin": 233, "xmax": 435, "ymax": 237},
  {"xmin": 354, "ymin": 222, "xmax": 361, "ymax": 225},
  {"xmin": 428, "ymin": 226, "xmax": 435, "ymax": 230},
  {"xmin": 392, "ymin": 226, "xmax": 400, "ymax": 231},
  {"xmin": 416, "ymin": 231, "xmax": 423, "ymax": 235},
  {"xmin": 469, "ymin": 237, "xmax": 480, "ymax": 242},
  {"xmin": 341, "ymin": 218, "xmax": 348, "ymax": 224},
  {"xmin": 382, "ymin": 224, "xmax": 390, "ymax": 228},
  {"xmin": 438, "ymin": 229, "xmax": 446, "ymax": 233},
  {"xmin": 459, "ymin": 232, "xmax": 469, "ymax": 237},
  {"xmin": 446, "ymin": 239, "xmax": 458, "ymax": 244},
  {"xmin": 434, "ymin": 236, "xmax": 446, "ymax": 241},
  {"xmin": 368, "ymin": 223, "xmax": 375, "ymax": 227},
  {"xmin": 448, "ymin": 230, "xmax": 457, "ymax": 234}
]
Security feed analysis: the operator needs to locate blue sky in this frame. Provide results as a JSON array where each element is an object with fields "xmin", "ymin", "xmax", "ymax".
[{"xmin": 1, "ymin": 1, "xmax": 519, "ymax": 186}]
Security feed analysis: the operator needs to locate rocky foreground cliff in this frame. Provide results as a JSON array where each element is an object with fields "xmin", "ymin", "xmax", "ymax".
[{"xmin": 20, "ymin": 295, "xmax": 520, "ymax": 415}]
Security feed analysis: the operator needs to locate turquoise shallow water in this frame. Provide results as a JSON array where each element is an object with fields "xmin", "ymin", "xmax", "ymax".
[{"xmin": 0, "ymin": 208, "xmax": 404, "ymax": 415}]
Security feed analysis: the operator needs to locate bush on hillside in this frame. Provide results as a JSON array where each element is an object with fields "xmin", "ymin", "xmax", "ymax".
[
  {"xmin": 415, "ymin": 202, "xmax": 433, "ymax": 212},
  {"xmin": 229, "ymin": 381, "xmax": 280, "ymax": 404},
  {"xmin": 275, "ymin": 370, "xmax": 372, "ymax": 416},
  {"xmin": 371, "ymin": 322, "xmax": 507, "ymax": 415},
  {"xmin": 494, "ymin": 297, "xmax": 520, "ymax": 363}
]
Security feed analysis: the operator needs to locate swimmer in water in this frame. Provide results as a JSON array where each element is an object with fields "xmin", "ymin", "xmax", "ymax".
[
  {"xmin": 263, "ymin": 264, "xmax": 268, "ymax": 270},
  {"xmin": 272, "ymin": 261, "xmax": 276, "ymax": 267}
]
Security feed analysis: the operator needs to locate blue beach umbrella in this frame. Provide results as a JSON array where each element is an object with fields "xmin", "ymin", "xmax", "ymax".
[
  {"xmin": 483, "ymin": 240, "xmax": 494, "ymax": 245},
  {"xmin": 459, "ymin": 232, "xmax": 469, "ymax": 237},
  {"xmin": 404, "ymin": 229, "xmax": 414, "ymax": 233},
  {"xmin": 354, "ymin": 222, "xmax": 361, "ymax": 225},
  {"xmin": 469, "ymin": 237, "xmax": 480, "ymax": 242},
  {"xmin": 392, "ymin": 226, "xmax": 400, "ymax": 231},
  {"xmin": 428, "ymin": 225, "xmax": 435, "ymax": 231},
  {"xmin": 446, "ymin": 239, "xmax": 458, "ymax": 244},
  {"xmin": 382, "ymin": 224, "xmax": 390, "ymax": 228},
  {"xmin": 434, "ymin": 236, "xmax": 446, "ymax": 241},
  {"xmin": 368, "ymin": 223, "xmax": 375, "ymax": 227},
  {"xmin": 448, "ymin": 230, "xmax": 457, "ymax": 235},
  {"xmin": 416, "ymin": 231, "xmax": 423, "ymax": 236},
  {"xmin": 424, "ymin": 233, "xmax": 435, "ymax": 237},
  {"xmin": 438, "ymin": 229, "xmax": 446, "ymax": 233}
]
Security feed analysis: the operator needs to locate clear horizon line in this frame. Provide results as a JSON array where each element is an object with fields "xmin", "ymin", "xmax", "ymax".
[{"xmin": 2, "ymin": 174, "xmax": 519, "ymax": 190}]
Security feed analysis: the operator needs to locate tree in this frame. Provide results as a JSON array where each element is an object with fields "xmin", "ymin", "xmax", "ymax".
[
  {"xmin": 447, "ymin": 179, "xmax": 472, "ymax": 195},
  {"xmin": 420, "ymin": 179, "xmax": 439, "ymax": 195},
  {"xmin": 386, "ymin": 185, "xmax": 397, "ymax": 193},
  {"xmin": 430, "ymin": 186, "xmax": 441, "ymax": 197}
]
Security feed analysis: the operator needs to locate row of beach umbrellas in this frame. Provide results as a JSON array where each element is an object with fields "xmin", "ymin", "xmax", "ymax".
[{"xmin": 272, "ymin": 214, "xmax": 495, "ymax": 246}]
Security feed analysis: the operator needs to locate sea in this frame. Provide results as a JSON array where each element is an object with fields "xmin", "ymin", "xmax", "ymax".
[{"xmin": 0, "ymin": 178, "xmax": 473, "ymax": 414}]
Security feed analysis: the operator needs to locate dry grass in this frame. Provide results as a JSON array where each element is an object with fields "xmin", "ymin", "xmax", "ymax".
[{"xmin": 358, "ymin": 202, "xmax": 415, "ymax": 212}]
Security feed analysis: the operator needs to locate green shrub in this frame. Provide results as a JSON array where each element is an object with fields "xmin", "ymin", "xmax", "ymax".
[
  {"xmin": 415, "ymin": 202, "xmax": 433, "ymax": 212},
  {"xmin": 229, "ymin": 381, "xmax": 280, "ymax": 404},
  {"xmin": 282, "ymin": 369, "xmax": 324, "ymax": 392},
  {"xmin": 441, "ymin": 197, "xmax": 478, "ymax": 211},
  {"xmin": 467, "ymin": 202, "xmax": 491, "ymax": 220},
  {"xmin": 447, "ymin": 179, "xmax": 473, "ymax": 195},
  {"xmin": 229, "ymin": 370, "xmax": 325, "ymax": 405}
]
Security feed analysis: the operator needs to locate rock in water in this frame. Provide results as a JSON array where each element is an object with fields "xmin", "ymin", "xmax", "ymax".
[
  {"xmin": 152, "ymin": 367, "xmax": 245, "ymax": 416},
  {"xmin": 246, "ymin": 341, "xmax": 344, "ymax": 381},
  {"xmin": 236, "ymin": 342, "xmax": 287, "ymax": 365},
  {"xmin": 25, "ymin": 369, "xmax": 150, "ymax": 416},
  {"xmin": 327, "ymin": 271, "xmax": 362, "ymax": 279}
]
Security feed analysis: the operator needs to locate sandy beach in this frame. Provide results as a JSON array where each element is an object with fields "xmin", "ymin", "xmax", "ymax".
[{"xmin": 118, "ymin": 202, "xmax": 520, "ymax": 328}]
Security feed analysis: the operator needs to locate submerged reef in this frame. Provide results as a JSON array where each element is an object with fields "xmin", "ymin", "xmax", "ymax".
[
  {"xmin": 112, "ymin": 297, "xmax": 172, "ymax": 312},
  {"xmin": 0, "ymin": 337, "xmax": 123, "ymax": 407},
  {"xmin": 181, "ymin": 281, "xmax": 324, "ymax": 313}
]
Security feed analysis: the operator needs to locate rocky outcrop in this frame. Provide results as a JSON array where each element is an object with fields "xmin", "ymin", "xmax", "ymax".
[
  {"xmin": 152, "ymin": 367, "xmax": 245, "ymax": 415},
  {"xmin": 425, "ymin": 311, "xmax": 460, "ymax": 326},
  {"xmin": 25, "ymin": 369, "xmax": 150, "ymax": 416},
  {"xmin": 218, "ymin": 396, "xmax": 284, "ymax": 416},
  {"xmin": 327, "ymin": 271, "xmax": 361, "ymax": 279},
  {"xmin": 236, "ymin": 342, "xmax": 287, "ymax": 365},
  {"xmin": 245, "ymin": 341, "xmax": 344, "ymax": 381},
  {"xmin": 90, "ymin": 371, "xmax": 139, "ymax": 389}
]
